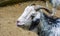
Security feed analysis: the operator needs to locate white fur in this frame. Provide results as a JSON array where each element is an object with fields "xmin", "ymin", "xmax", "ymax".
[
  {"xmin": 17, "ymin": 6, "xmax": 35, "ymax": 25},
  {"xmin": 17, "ymin": 5, "xmax": 42, "ymax": 26}
]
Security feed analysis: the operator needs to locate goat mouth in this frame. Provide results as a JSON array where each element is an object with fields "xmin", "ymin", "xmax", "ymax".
[
  {"xmin": 17, "ymin": 25, "xmax": 24, "ymax": 28},
  {"xmin": 17, "ymin": 25, "xmax": 29, "ymax": 30}
]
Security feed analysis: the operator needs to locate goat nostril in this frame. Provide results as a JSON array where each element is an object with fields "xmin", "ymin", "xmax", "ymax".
[{"xmin": 17, "ymin": 21, "xmax": 20, "ymax": 23}]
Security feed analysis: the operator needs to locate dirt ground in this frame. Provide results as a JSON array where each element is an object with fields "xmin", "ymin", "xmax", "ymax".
[{"xmin": 0, "ymin": 1, "xmax": 60, "ymax": 36}]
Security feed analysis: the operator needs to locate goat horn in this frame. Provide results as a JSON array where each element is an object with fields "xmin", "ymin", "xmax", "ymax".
[{"xmin": 35, "ymin": 7, "xmax": 52, "ymax": 14}]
